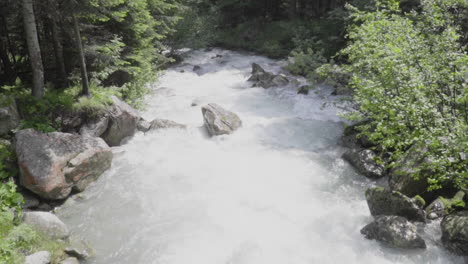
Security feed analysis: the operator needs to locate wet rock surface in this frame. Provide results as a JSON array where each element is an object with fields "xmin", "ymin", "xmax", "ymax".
[
  {"xmin": 361, "ymin": 216, "xmax": 426, "ymax": 249},
  {"xmin": 16, "ymin": 129, "xmax": 113, "ymax": 200},
  {"xmin": 441, "ymin": 211, "xmax": 468, "ymax": 256},
  {"xmin": 365, "ymin": 187, "xmax": 426, "ymax": 222},
  {"xmin": 202, "ymin": 103, "xmax": 242, "ymax": 136}
]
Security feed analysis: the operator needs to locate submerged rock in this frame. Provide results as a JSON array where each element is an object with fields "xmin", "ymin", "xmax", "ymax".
[
  {"xmin": 361, "ymin": 216, "xmax": 426, "ymax": 249},
  {"xmin": 248, "ymin": 63, "xmax": 289, "ymax": 88},
  {"xmin": 16, "ymin": 129, "xmax": 113, "ymax": 200},
  {"xmin": 0, "ymin": 96, "xmax": 20, "ymax": 135},
  {"xmin": 149, "ymin": 119, "xmax": 186, "ymax": 131},
  {"xmin": 101, "ymin": 96, "xmax": 140, "ymax": 146},
  {"xmin": 441, "ymin": 211, "xmax": 468, "ymax": 256},
  {"xmin": 365, "ymin": 187, "xmax": 426, "ymax": 222},
  {"xmin": 23, "ymin": 212, "xmax": 69, "ymax": 240},
  {"xmin": 25, "ymin": 251, "xmax": 51, "ymax": 264},
  {"xmin": 137, "ymin": 119, "xmax": 152, "ymax": 133},
  {"xmin": 297, "ymin": 85, "xmax": 311, "ymax": 95},
  {"xmin": 201, "ymin": 104, "xmax": 242, "ymax": 136},
  {"xmin": 343, "ymin": 149, "xmax": 385, "ymax": 179}
]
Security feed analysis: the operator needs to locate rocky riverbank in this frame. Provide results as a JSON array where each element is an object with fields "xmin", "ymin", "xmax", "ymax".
[
  {"xmin": 342, "ymin": 121, "xmax": 467, "ymax": 256},
  {"xmin": 1, "ymin": 50, "xmax": 465, "ymax": 262}
]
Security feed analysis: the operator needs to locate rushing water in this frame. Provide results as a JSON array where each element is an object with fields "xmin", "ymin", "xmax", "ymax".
[{"xmin": 57, "ymin": 49, "xmax": 465, "ymax": 264}]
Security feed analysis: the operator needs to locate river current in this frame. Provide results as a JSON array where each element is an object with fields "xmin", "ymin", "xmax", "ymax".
[{"xmin": 57, "ymin": 49, "xmax": 465, "ymax": 264}]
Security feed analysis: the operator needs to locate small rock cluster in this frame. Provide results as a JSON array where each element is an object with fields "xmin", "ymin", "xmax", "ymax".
[
  {"xmin": 342, "ymin": 121, "xmax": 468, "ymax": 255},
  {"xmin": 248, "ymin": 63, "xmax": 289, "ymax": 88}
]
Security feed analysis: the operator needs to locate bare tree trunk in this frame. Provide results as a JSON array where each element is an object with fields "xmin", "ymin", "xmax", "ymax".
[
  {"xmin": 51, "ymin": 17, "xmax": 67, "ymax": 88},
  {"xmin": 22, "ymin": 0, "xmax": 44, "ymax": 98},
  {"xmin": 289, "ymin": 0, "xmax": 297, "ymax": 19},
  {"xmin": 72, "ymin": 15, "xmax": 89, "ymax": 96}
]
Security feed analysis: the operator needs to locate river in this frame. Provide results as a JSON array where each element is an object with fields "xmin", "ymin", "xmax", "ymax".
[{"xmin": 56, "ymin": 49, "xmax": 465, "ymax": 264}]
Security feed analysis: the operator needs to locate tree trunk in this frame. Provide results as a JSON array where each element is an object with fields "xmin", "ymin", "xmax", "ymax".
[
  {"xmin": 50, "ymin": 17, "xmax": 67, "ymax": 88},
  {"xmin": 22, "ymin": 0, "xmax": 44, "ymax": 98},
  {"xmin": 288, "ymin": 0, "xmax": 297, "ymax": 19},
  {"xmin": 72, "ymin": 15, "xmax": 89, "ymax": 96}
]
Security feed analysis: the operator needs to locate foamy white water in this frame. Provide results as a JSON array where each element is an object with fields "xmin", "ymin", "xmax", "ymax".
[{"xmin": 57, "ymin": 49, "xmax": 465, "ymax": 264}]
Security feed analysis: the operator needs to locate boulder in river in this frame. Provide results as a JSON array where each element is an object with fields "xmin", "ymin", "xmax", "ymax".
[
  {"xmin": 201, "ymin": 104, "xmax": 242, "ymax": 136},
  {"xmin": 101, "ymin": 96, "xmax": 140, "ymax": 146},
  {"xmin": 297, "ymin": 85, "xmax": 311, "ymax": 95},
  {"xmin": 23, "ymin": 211, "xmax": 69, "ymax": 240},
  {"xmin": 248, "ymin": 63, "xmax": 289, "ymax": 88},
  {"xmin": 149, "ymin": 119, "xmax": 186, "ymax": 131},
  {"xmin": 343, "ymin": 149, "xmax": 385, "ymax": 179},
  {"xmin": 16, "ymin": 129, "xmax": 113, "ymax": 200},
  {"xmin": 365, "ymin": 187, "xmax": 426, "ymax": 222},
  {"xmin": 441, "ymin": 211, "xmax": 468, "ymax": 256},
  {"xmin": 361, "ymin": 216, "xmax": 426, "ymax": 249},
  {"xmin": 25, "ymin": 251, "xmax": 51, "ymax": 264},
  {"xmin": 137, "ymin": 119, "xmax": 152, "ymax": 133},
  {"xmin": 0, "ymin": 96, "xmax": 20, "ymax": 135},
  {"xmin": 79, "ymin": 115, "xmax": 109, "ymax": 137}
]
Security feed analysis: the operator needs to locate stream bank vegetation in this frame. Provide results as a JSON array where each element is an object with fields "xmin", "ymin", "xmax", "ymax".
[{"xmin": 0, "ymin": 0, "xmax": 467, "ymax": 260}]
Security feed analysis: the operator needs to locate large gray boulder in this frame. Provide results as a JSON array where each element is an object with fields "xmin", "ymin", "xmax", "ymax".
[
  {"xmin": 361, "ymin": 216, "xmax": 426, "ymax": 249},
  {"xmin": 0, "ymin": 96, "xmax": 20, "ymax": 135},
  {"xmin": 16, "ymin": 129, "xmax": 113, "ymax": 200},
  {"xmin": 365, "ymin": 187, "xmax": 426, "ymax": 222},
  {"xmin": 25, "ymin": 251, "xmax": 51, "ymax": 264},
  {"xmin": 100, "ymin": 96, "xmax": 140, "ymax": 146},
  {"xmin": 201, "ymin": 104, "xmax": 242, "ymax": 136},
  {"xmin": 79, "ymin": 115, "xmax": 109, "ymax": 137},
  {"xmin": 248, "ymin": 63, "xmax": 289, "ymax": 88},
  {"xmin": 23, "ymin": 212, "xmax": 69, "ymax": 240},
  {"xmin": 441, "ymin": 211, "xmax": 468, "ymax": 256},
  {"xmin": 343, "ymin": 149, "xmax": 385, "ymax": 179}
]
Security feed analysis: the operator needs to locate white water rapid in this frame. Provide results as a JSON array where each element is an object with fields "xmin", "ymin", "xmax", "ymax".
[{"xmin": 57, "ymin": 49, "xmax": 466, "ymax": 264}]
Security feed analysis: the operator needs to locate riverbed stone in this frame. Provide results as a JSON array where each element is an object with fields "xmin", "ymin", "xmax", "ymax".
[
  {"xmin": 297, "ymin": 85, "xmax": 311, "ymax": 95},
  {"xmin": 365, "ymin": 187, "xmax": 426, "ymax": 222},
  {"xmin": 101, "ymin": 96, "xmax": 140, "ymax": 146},
  {"xmin": 0, "ymin": 96, "xmax": 20, "ymax": 135},
  {"xmin": 137, "ymin": 119, "xmax": 151, "ymax": 132},
  {"xmin": 79, "ymin": 115, "xmax": 109, "ymax": 137},
  {"xmin": 361, "ymin": 216, "xmax": 426, "ymax": 249},
  {"xmin": 16, "ymin": 129, "xmax": 113, "ymax": 200},
  {"xmin": 23, "ymin": 212, "xmax": 69, "ymax": 240},
  {"xmin": 202, "ymin": 104, "xmax": 242, "ymax": 136},
  {"xmin": 25, "ymin": 251, "xmax": 51, "ymax": 264},
  {"xmin": 441, "ymin": 211, "xmax": 468, "ymax": 256},
  {"xmin": 343, "ymin": 149, "xmax": 385, "ymax": 179},
  {"xmin": 248, "ymin": 63, "xmax": 289, "ymax": 88},
  {"xmin": 149, "ymin": 119, "xmax": 186, "ymax": 131}
]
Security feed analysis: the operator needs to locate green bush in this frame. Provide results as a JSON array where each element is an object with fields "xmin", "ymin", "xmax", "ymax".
[
  {"xmin": 342, "ymin": 0, "xmax": 468, "ymax": 191},
  {"xmin": 0, "ymin": 212, "xmax": 67, "ymax": 264}
]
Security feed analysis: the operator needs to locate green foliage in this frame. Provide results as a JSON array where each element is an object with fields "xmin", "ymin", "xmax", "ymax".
[
  {"xmin": 286, "ymin": 48, "xmax": 327, "ymax": 78},
  {"xmin": 342, "ymin": 0, "xmax": 468, "ymax": 191},
  {"xmin": 0, "ymin": 180, "xmax": 23, "ymax": 214},
  {"xmin": 0, "ymin": 212, "xmax": 67, "ymax": 264}
]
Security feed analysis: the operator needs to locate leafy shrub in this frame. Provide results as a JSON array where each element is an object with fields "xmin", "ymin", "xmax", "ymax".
[
  {"xmin": 286, "ymin": 48, "xmax": 327, "ymax": 79},
  {"xmin": 0, "ymin": 212, "xmax": 67, "ymax": 264},
  {"xmin": 342, "ymin": 0, "xmax": 468, "ymax": 191}
]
